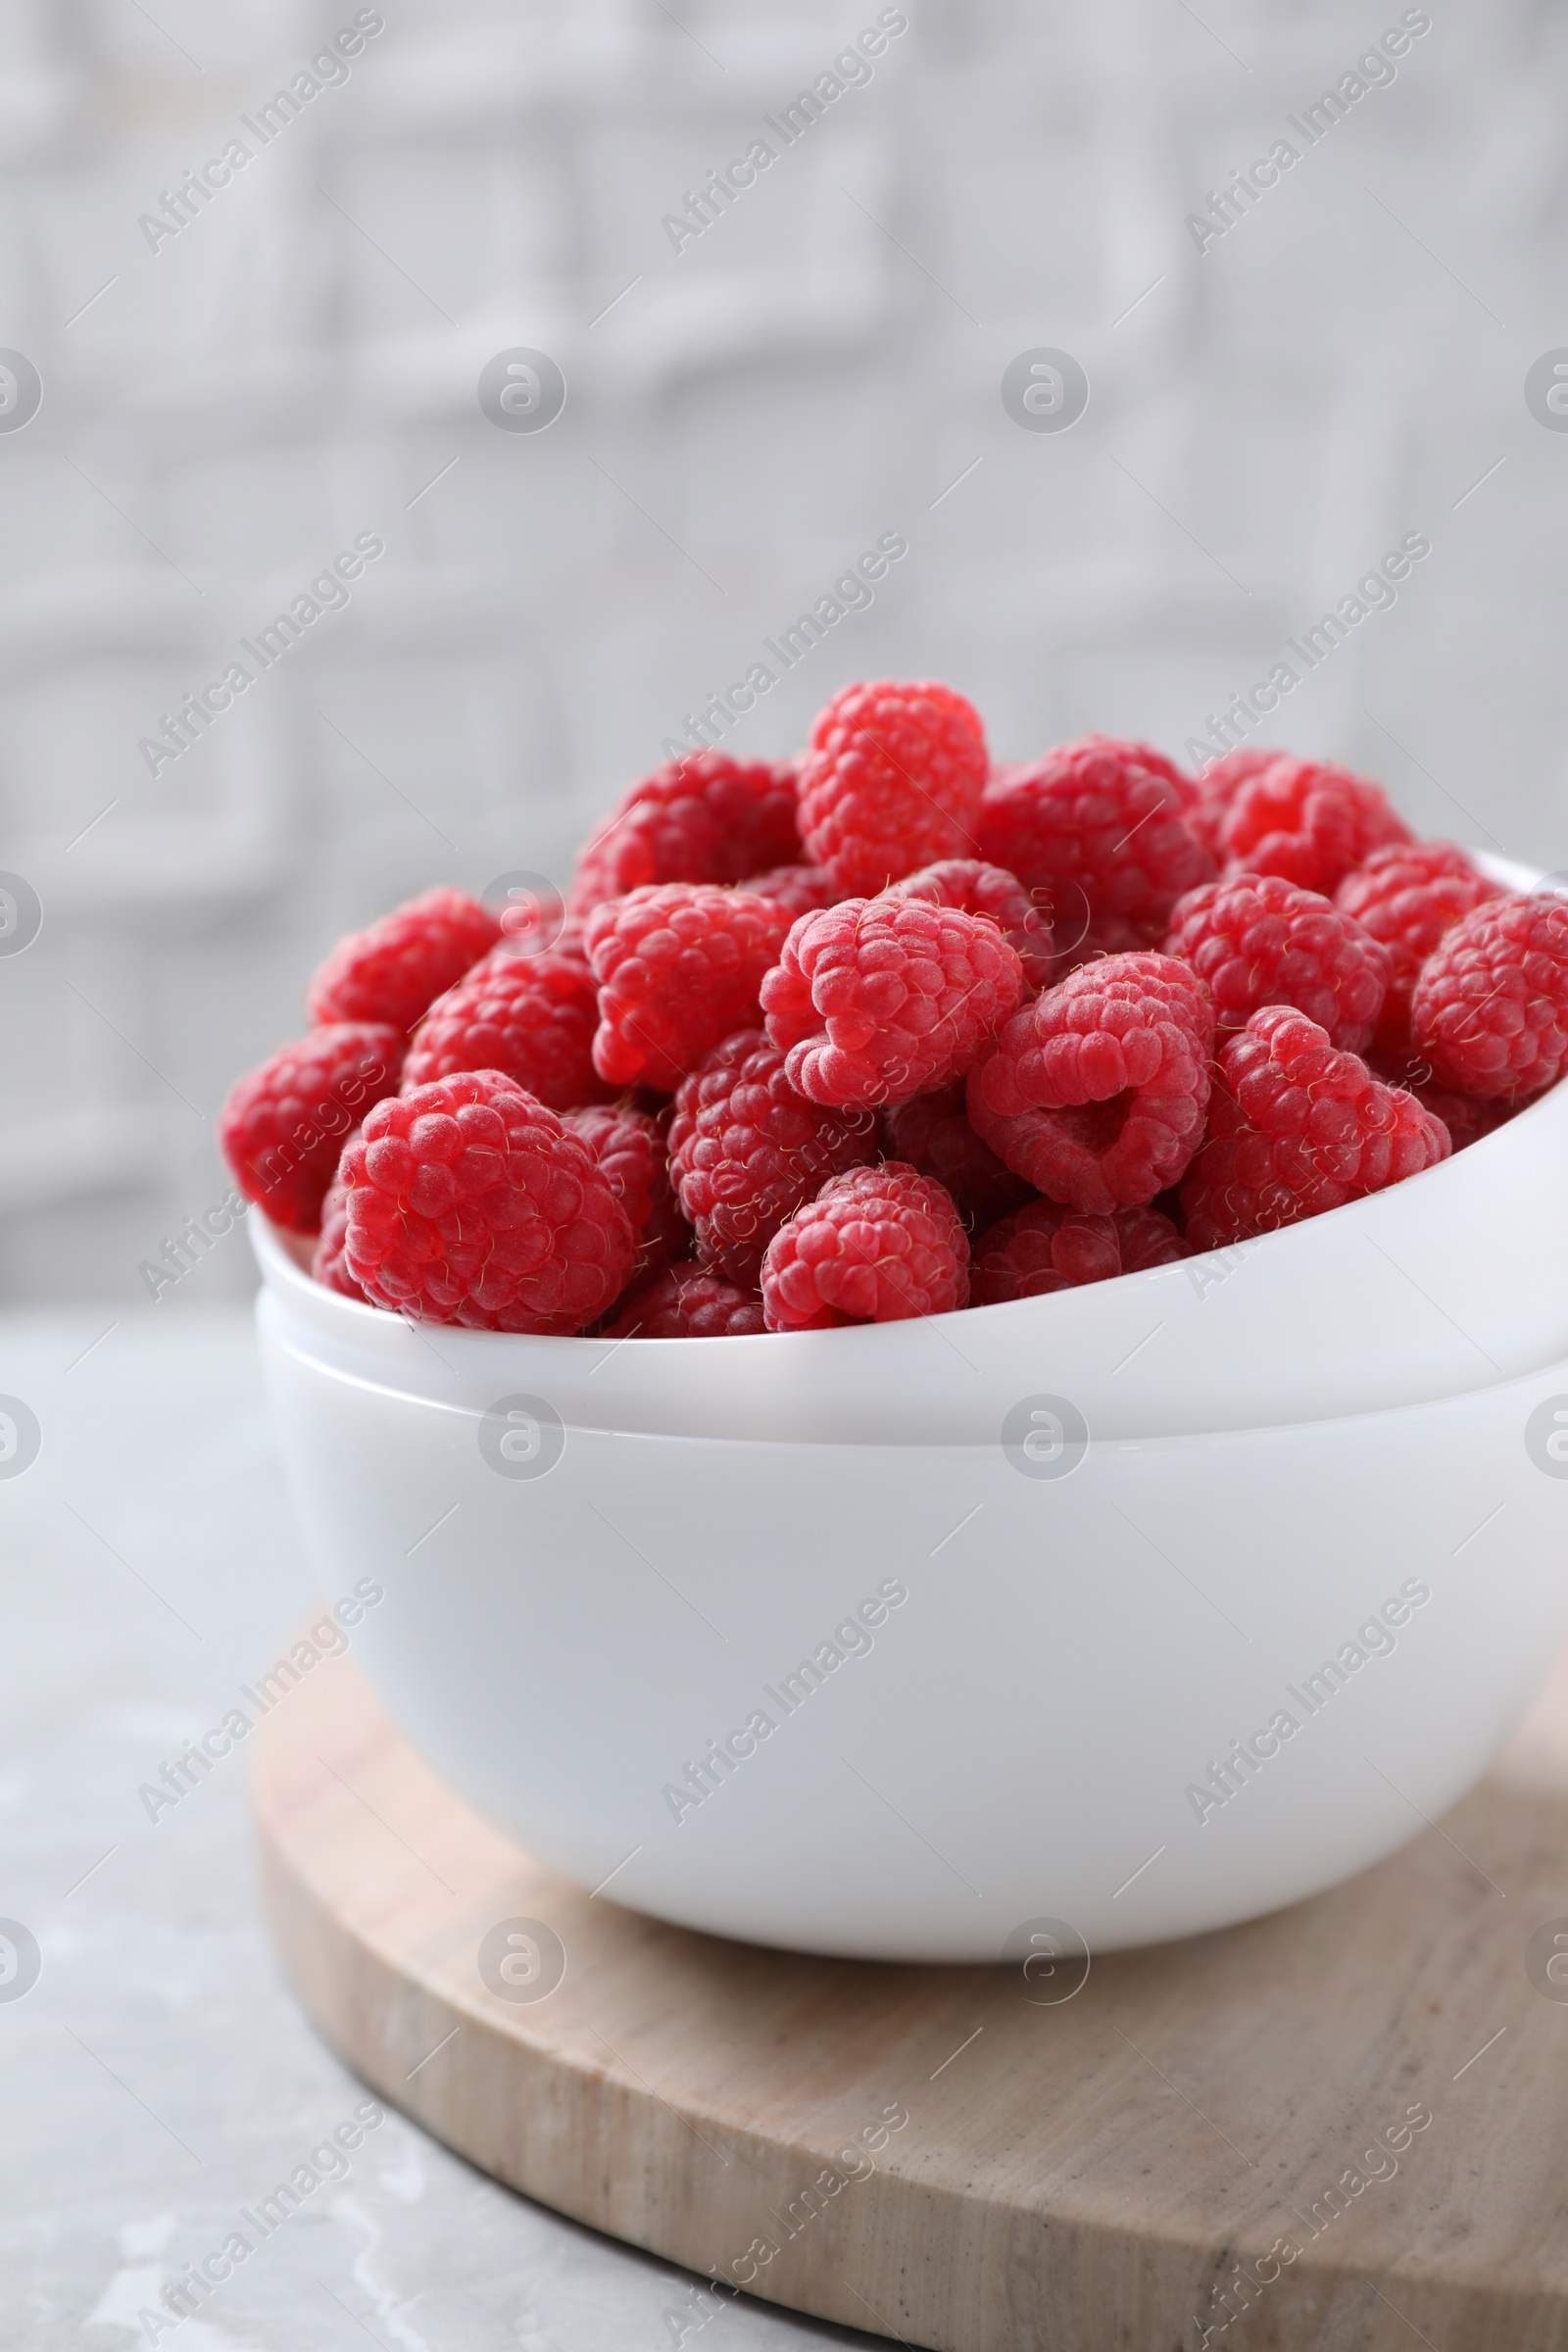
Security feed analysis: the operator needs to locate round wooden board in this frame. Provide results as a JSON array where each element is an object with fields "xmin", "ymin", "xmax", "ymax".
[{"xmin": 252, "ymin": 1636, "xmax": 1568, "ymax": 2352}]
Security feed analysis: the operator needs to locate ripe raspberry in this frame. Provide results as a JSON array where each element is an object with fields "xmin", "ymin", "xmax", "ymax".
[
  {"xmin": 967, "ymin": 953, "xmax": 1214, "ymax": 1213},
  {"xmin": 760, "ymin": 1163, "xmax": 969, "ymax": 1330},
  {"xmin": 402, "ymin": 947, "xmax": 612, "ymax": 1110},
  {"xmin": 1104, "ymin": 738, "xmax": 1200, "ymax": 803},
  {"xmin": 881, "ymin": 1083, "xmax": 1031, "ymax": 1228},
  {"xmin": 585, "ymin": 885, "xmax": 794, "ymax": 1092},
  {"xmin": 340, "ymin": 1070, "xmax": 635, "ymax": 1333},
  {"xmin": 1404, "ymin": 1080, "xmax": 1514, "ymax": 1155},
  {"xmin": 1369, "ymin": 1048, "xmax": 1518, "ymax": 1152},
  {"xmin": 666, "ymin": 1029, "xmax": 878, "ymax": 1282},
  {"xmin": 977, "ymin": 736, "xmax": 1215, "ymax": 933},
  {"xmin": 1218, "ymin": 757, "xmax": 1410, "ymax": 895},
  {"xmin": 760, "ymin": 894, "xmax": 1024, "ymax": 1109},
  {"xmin": 601, "ymin": 1262, "xmax": 765, "ymax": 1339},
  {"xmin": 219, "ymin": 1023, "xmax": 403, "ymax": 1233},
  {"xmin": 890, "ymin": 858, "xmax": 1054, "ymax": 988},
  {"xmin": 567, "ymin": 752, "xmax": 801, "ymax": 916},
  {"xmin": 1411, "ymin": 894, "xmax": 1568, "ymax": 1099},
  {"xmin": 995, "ymin": 737, "xmax": 1197, "ymax": 804},
  {"xmin": 1187, "ymin": 746, "xmax": 1281, "ymax": 859},
  {"xmin": 1052, "ymin": 911, "xmax": 1165, "ymax": 983},
  {"xmin": 564, "ymin": 1102, "xmax": 687, "ymax": 1282},
  {"xmin": 739, "ymin": 862, "xmax": 840, "ymax": 917},
  {"xmin": 1181, "ymin": 1007, "xmax": 1450, "ymax": 1250},
  {"xmin": 969, "ymin": 1199, "xmax": 1188, "ymax": 1304},
  {"xmin": 1163, "ymin": 873, "xmax": 1391, "ymax": 1050},
  {"xmin": 493, "ymin": 882, "xmax": 568, "ymax": 953},
  {"xmin": 798, "ymin": 679, "xmax": 988, "ymax": 895},
  {"xmin": 1335, "ymin": 841, "xmax": 1505, "ymax": 1054},
  {"xmin": 311, "ymin": 1171, "xmax": 368, "ymax": 1300},
  {"xmin": 306, "ymin": 887, "xmax": 501, "ymax": 1034}
]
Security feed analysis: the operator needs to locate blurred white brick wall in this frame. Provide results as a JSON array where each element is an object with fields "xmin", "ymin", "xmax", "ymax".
[{"xmin": 1, "ymin": 0, "xmax": 1564, "ymax": 1303}]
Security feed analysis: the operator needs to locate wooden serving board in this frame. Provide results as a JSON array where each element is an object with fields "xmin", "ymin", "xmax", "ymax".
[{"xmin": 252, "ymin": 1638, "xmax": 1568, "ymax": 2352}]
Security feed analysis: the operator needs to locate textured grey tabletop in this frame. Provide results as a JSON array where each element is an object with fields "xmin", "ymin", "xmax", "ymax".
[{"xmin": 0, "ymin": 1308, "xmax": 875, "ymax": 2352}]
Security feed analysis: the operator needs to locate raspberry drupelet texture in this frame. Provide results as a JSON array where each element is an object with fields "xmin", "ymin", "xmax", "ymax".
[
  {"xmin": 305, "ymin": 887, "xmax": 501, "ymax": 1034},
  {"xmin": 1411, "ymin": 893, "xmax": 1568, "ymax": 1098},
  {"xmin": 601, "ymin": 1261, "xmax": 766, "ymax": 1338},
  {"xmin": 492, "ymin": 881, "xmax": 569, "ymax": 954},
  {"xmin": 1217, "ymin": 756, "xmax": 1411, "ymax": 895},
  {"xmin": 890, "ymin": 858, "xmax": 1054, "ymax": 988},
  {"xmin": 564, "ymin": 1102, "xmax": 687, "ymax": 1283},
  {"xmin": 340, "ymin": 1070, "xmax": 636, "ymax": 1332},
  {"xmin": 585, "ymin": 884, "xmax": 795, "ymax": 1092},
  {"xmin": 760, "ymin": 894, "xmax": 1025, "ymax": 1109},
  {"xmin": 1187, "ymin": 746, "xmax": 1282, "ymax": 859},
  {"xmin": 760, "ymin": 1162, "xmax": 969, "ymax": 1330},
  {"xmin": 881, "ymin": 1083, "xmax": 1032, "ymax": 1228},
  {"xmin": 402, "ymin": 946, "xmax": 613, "ymax": 1110},
  {"xmin": 666, "ymin": 1029, "xmax": 879, "ymax": 1283},
  {"xmin": 966, "ymin": 952, "xmax": 1214, "ymax": 1213},
  {"xmin": 737, "ymin": 862, "xmax": 840, "ymax": 918},
  {"xmin": 1403, "ymin": 1078, "xmax": 1515, "ymax": 1155},
  {"xmin": 310, "ymin": 1171, "xmax": 369, "ymax": 1300},
  {"xmin": 566, "ymin": 751, "xmax": 801, "ymax": 917},
  {"xmin": 969, "ymin": 1198, "xmax": 1188, "ymax": 1304},
  {"xmin": 1163, "ymin": 873, "xmax": 1391, "ymax": 1050},
  {"xmin": 1051, "ymin": 910, "xmax": 1166, "ymax": 983},
  {"xmin": 1180, "ymin": 1006, "xmax": 1450, "ymax": 1250},
  {"xmin": 798, "ymin": 679, "xmax": 988, "ymax": 896},
  {"xmin": 1335, "ymin": 841, "xmax": 1505, "ymax": 1055},
  {"xmin": 219, "ymin": 1023, "xmax": 404, "ymax": 1232},
  {"xmin": 977, "ymin": 736, "xmax": 1215, "ymax": 938}
]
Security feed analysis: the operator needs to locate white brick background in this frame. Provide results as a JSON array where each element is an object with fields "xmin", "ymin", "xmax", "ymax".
[{"xmin": 2, "ymin": 0, "xmax": 1563, "ymax": 1305}]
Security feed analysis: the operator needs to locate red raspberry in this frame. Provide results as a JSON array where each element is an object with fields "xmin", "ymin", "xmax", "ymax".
[
  {"xmin": 967, "ymin": 953, "xmax": 1214, "ymax": 1213},
  {"xmin": 585, "ymin": 885, "xmax": 794, "ymax": 1092},
  {"xmin": 1052, "ymin": 911, "xmax": 1165, "ymax": 983},
  {"xmin": 1218, "ymin": 757, "xmax": 1410, "ymax": 894},
  {"xmin": 402, "ymin": 947, "xmax": 612, "ymax": 1110},
  {"xmin": 739, "ymin": 862, "xmax": 840, "ymax": 917},
  {"xmin": 601, "ymin": 1262, "xmax": 765, "ymax": 1338},
  {"xmin": 493, "ymin": 882, "xmax": 568, "ymax": 953},
  {"xmin": 1104, "ymin": 738, "xmax": 1199, "ymax": 803},
  {"xmin": 1370, "ymin": 1047, "xmax": 1518, "ymax": 1153},
  {"xmin": 1411, "ymin": 894, "xmax": 1568, "ymax": 1099},
  {"xmin": 1187, "ymin": 746, "xmax": 1281, "ymax": 858},
  {"xmin": 1405, "ymin": 1080, "xmax": 1514, "ymax": 1154},
  {"xmin": 760, "ymin": 1163, "xmax": 969, "ymax": 1330},
  {"xmin": 760, "ymin": 894, "xmax": 1024, "ymax": 1109},
  {"xmin": 564, "ymin": 1102, "xmax": 687, "ymax": 1283},
  {"xmin": 890, "ymin": 858, "xmax": 1054, "ymax": 988},
  {"xmin": 567, "ymin": 752, "xmax": 801, "ymax": 917},
  {"xmin": 666, "ymin": 1030, "xmax": 878, "ymax": 1282},
  {"xmin": 340, "ymin": 1071, "xmax": 635, "ymax": 1333},
  {"xmin": 798, "ymin": 679, "xmax": 988, "ymax": 895},
  {"xmin": 310, "ymin": 1171, "xmax": 368, "ymax": 1300},
  {"xmin": 219, "ymin": 1023, "xmax": 403, "ymax": 1233},
  {"xmin": 1181, "ymin": 1007, "xmax": 1450, "ymax": 1249},
  {"xmin": 1163, "ymin": 873, "xmax": 1391, "ymax": 1050},
  {"xmin": 969, "ymin": 1198, "xmax": 1188, "ymax": 1304},
  {"xmin": 881, "ymin": 1083, "xmax": 1031, "ymax": 1228},
  {"xmin": 305, "ymin": 887, "xmax": 501, "ymax": 1034},
  {"xmin": 977, "ymin": 736, "xmax": 1215, "ymax": 933},
  {"xmin": 1335, "ymin": 841, "xmax": 1505, "ymax": 1054}
]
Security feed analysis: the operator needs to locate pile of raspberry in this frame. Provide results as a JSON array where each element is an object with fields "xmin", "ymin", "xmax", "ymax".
[{"xmin": 219, "ymin": 693, "xmax": 1555, "ymax": 1337}]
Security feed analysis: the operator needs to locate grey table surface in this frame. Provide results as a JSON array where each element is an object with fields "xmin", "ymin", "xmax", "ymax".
[{"xmin": 0, "ymin": 1307, "xmax": 877, "ymax": 2352}]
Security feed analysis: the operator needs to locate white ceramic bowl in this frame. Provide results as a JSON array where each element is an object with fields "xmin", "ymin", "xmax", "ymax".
[{"xmin": 254, "ymin": 1217, "xmax": 1568, "ymax": 1962}]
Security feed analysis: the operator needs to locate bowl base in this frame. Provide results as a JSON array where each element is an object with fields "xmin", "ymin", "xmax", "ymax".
[{"xmin": 254, "ymin": 1628, "xmax": 1568, "ymax": 2350}]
